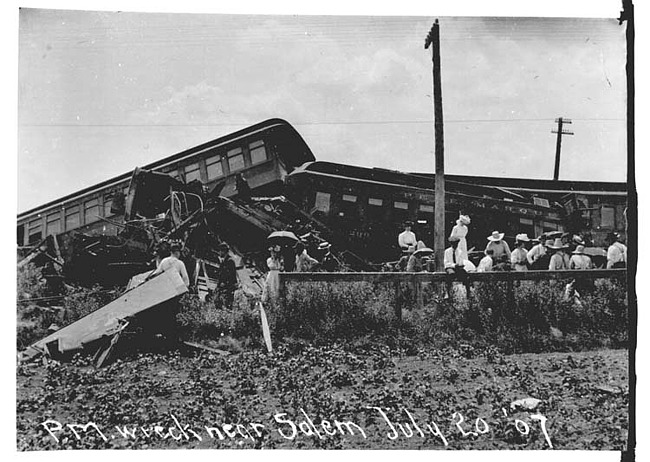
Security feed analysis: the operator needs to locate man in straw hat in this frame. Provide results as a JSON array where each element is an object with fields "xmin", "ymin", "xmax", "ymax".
[
  {"xmin": 547, "ymin": 238, "xmax": 569, "ymax": 271},
  {"xmin": 318, "ymin": 242, "xmax": 341, "ymax": 272},
  {"xmin": 527, "ymin": 234, "xmax": 548, "ymax": 270},
  {"xmin": 485, "ymin": 231, "xmax": 511, "ymax": 271},
  {"xmin": 511, "ymin": 233, "xmax": 530, "ymax": 272},
  {"xmin": 569, "ymin": 245, "xmax": 592, "ymax": 270}
]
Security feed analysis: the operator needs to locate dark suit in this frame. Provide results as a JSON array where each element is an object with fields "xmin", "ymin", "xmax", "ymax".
[{"xmin": 216, "ymin": 255, "xmax": 237, "ymax": 309}]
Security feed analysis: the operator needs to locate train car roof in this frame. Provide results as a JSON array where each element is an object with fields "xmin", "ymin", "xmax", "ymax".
[
  {"xmin": 18, "ymin": 118, "xmax": 315, "ymax": 220},
  {"xmin": 292, "ymin": 161, "xmax": 627, "ymax": 197}
]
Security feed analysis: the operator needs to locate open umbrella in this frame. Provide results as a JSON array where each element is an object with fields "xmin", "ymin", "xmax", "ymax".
[
  {"xmin": 267, "ymin": 230, "xmax": 299, "ymax": 247},
  {"xmin": 413, "ymin": 247, "xmax": 434, "ymax": 257},
  {"xmin": 582, "ymin": 247, "xmax": 607, "ymax": 257}
]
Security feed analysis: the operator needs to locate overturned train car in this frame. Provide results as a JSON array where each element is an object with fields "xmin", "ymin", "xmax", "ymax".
[
  {"xmin": 284, "ymin": 161, "xmax": 628, "ymax": 264},
  {"xmin": 17, "ymin": 118, "xmax": 316, "ymax": 286}
]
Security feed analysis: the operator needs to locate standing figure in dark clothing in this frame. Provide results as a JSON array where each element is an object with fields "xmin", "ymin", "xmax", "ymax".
[
  {"xmin": 319, "ymin": 242, "xmax": 341, "ymax": 272},
  {"xmin": 235, "ymin": 173, "xmax": 252, "ymax": 202},
  {"xmin": 280, "ymin": 245, "xmax": 296, "ymax": 272},
  {"xmin": 215, "ymin": 242, "xmax": 238, "ymax": 310}
]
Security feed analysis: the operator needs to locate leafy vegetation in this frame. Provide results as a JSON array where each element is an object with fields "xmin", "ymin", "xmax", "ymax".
[
  {"xmin": 16, "ymin": 346, "xmax": 629, "ymax": 450},
  {"xmin": 16, "ymin": 265, "xmax": 630, "ymax": 451},
  {"xmin": 278, "ymin": 278, "xmax": 628, "ymax": 354}
]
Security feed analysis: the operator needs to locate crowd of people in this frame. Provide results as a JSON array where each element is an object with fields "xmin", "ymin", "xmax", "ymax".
[
  {"xmin": 393, "ymin": 215, "xmax": 628, "ymax": 274},
  {"xmin": 145, "ymin": 213, "xmax": 628, "ymax": 310}
]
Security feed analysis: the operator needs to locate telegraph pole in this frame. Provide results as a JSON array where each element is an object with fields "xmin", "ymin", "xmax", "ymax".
[
  {"xmin": 552, "ymin": 117, "xmax": 573, "ymax": 180},
  {"xmin": 425, "ymin": 19, "xmax": 445, "ymax": 271}
]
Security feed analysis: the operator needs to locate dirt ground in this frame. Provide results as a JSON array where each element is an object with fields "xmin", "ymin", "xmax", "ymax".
[{"xmin": 16, "ymin": 344, "xmax": 629, "ymax": 450}]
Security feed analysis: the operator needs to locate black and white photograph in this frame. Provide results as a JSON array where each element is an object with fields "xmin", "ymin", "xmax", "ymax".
[{"xmin": 13, "ymin": 0, "xmax": 637, "ymax": 457}]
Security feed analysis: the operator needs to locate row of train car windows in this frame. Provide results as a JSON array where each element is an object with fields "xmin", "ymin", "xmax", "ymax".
[
  {"xmin": 166, "ymin": 140, "xmax": 267, "ymax": 183},
  {"xmin": 315, "ymin": 191, "xmax": 434, "ymax": 213},
  {"xmin": 19, "ymin": 141, "xmax": 269, "ymax": 245},
  {"xmin": 22, "ymin": 189, "xmax": 125, "ymax": 244}
]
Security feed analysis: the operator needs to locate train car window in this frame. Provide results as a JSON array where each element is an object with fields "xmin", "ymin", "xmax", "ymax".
[
  {"xmin": 394, "ymin": 201, "xmax": 408, "ymax": 210},
  {"xmin": 368, "ymin": 198, "xmax": 383, "ymax": 206},
  {"xmin": 342, "ymin": 194, "xmax": 357, "ymax": 203},
  {"xmin": 65, "ymin": 206, "xmax": 80, "ymax": 230},
  {"xmin": 227, "ymin": 147, "xmax": 245, "ymax": 172},
  {"xmin": 46, "ymin": 213, "xmax": 61, "ymax": 235},
  {"xmin": 419, "ymin": 204, "xmax": 434, "ymax": 213},
  {"xmin": 28, "ymin": 219, "xmax": 42, "ymax": 244},
  {"xmin": 184, "ymin": 163, "xmax": 201, "ymax": 183},
  {"xmin": 84, "ymin": 199, "xmax": 100, "ymax": 224},
  {"xmin": 164, "ymin": 168, "xmax": 180, "ymax": 180},
  {"xmin": 314, "ymin": 192, "xmax": 331, "ymax": 213},
  {"xmin": 518, "ymin": 217, "xmax": 534, "ymax": 238},
  {"xmin": 103, "ymin": 194, "xmax": 113, "ymax": 217},
  {"xmin": 206, "ymin": 155, "xmax": 224, "ymax": 180},
  {"xmin": 249, "ymin": 140, "xmax": 267, "ymax": 165},
  {"xmin": 533, "ymin": 197, "xmax": 550, "ymax": 208},
  {"xmin": 601, "ymin": 206, "xmax": 615, "ymax": 229},
  {"xmin": 542, "ymin": 221, "xmax": 559, "ymax": 232}
]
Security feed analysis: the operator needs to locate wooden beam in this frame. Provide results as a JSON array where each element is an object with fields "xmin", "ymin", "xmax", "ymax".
[{"xmin": 279, "ymin": 269, "xmax": 626, "ymax": 284}]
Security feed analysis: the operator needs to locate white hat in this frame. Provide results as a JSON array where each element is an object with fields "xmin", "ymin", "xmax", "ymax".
[
  {"xmin": 547, "ymin": 238, "xmax": 569, "ymax": 250},
  {"xmin": 572, "ymin": 245, "xmax": 585, "ymax": 254},
  {"xmin": 572, "ymin": 235, "xmax": 586, "ymax": 245},
  {"xmin": 457, "ymin": 215, "xmax": 471, "ymax": 225},
  {"xmin": 515, "ymin": 233, "xmax": 530, "ymax": 242},
  {"xmin": 487, "ymin": 231, "xmax": 505, "ymax": 241}
]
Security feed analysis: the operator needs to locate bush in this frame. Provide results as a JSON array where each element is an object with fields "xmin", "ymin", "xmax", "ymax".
[
  {"xmin": 16, "ymin": 280, "xmax": 121, "ymax": 351},
  {"xmin": 275, "ymin": 276, "xmax": 629, "ymax": 354},
  {"xmin": 275, "ymin": 282, "xmax": 398, "ymax": 342},
  {"xmin": 60, "ymin": 284, "xmax": 120, "ymax": 326},
  {"xmin": 17, "ymin": 264, "xmax": 47, "ymax": 301},
  {"xmin": 176, "ymin": 291, "xmax": 263, "ymax": 350}
]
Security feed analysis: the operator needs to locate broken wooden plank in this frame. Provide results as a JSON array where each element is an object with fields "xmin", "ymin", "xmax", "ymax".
[{"xmin": 26, "ymin": 270, "xmax": 188, "ymax": 356}]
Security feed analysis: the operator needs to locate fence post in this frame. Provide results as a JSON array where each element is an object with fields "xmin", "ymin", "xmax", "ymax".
[
  {"xmin": 415, "ymin": 275, "xmax": 424, "ymax": 310},
  {"xmin": 394, "ymin": 279, "xmax": 402, "ymax": 323},
  {"xmin": 278, "ymin": 272, "xmax": 285, "ymax": 312},
  {"xmin": 506, "ymin": 273, "xmax": 515, "ymax": 315}
]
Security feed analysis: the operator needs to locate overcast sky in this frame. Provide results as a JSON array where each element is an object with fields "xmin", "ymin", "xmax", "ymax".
[{"xmin": 17, "ymin": 4, "xmax": 628, "ymax": 213}]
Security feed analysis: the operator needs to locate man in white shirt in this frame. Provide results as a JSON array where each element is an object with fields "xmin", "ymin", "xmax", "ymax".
[
  {"xmin": 547, "ymin": 238, "xmax": 568, "ymax": 271},
  {"xmin": 144, "ymin": 242, "xmax": 189, "ymax": 344},
  {"xmin": 511, "ymin": 233, "xmax": 530, "ymax": 272},
  {"xmin": 444, "ymin": 236, "xmax": 470, "ymax": 299},
  {"xmin": 398, "ymin": 221, "xmax": 417, "ymax": 254},
  {"xmin": 527, "ymin": 235, "xmax": 547, "ymax": 269},
  {"xmin": 607, "ymin": 232, "xmax": 627, "ymax": 269},
  {"xmin": 149, "ymin": 243, "xmax": 190, "ymax": 288},
  {"xmin": 570, "ymin": 245, "xmax": 592, "ymax": 270}
]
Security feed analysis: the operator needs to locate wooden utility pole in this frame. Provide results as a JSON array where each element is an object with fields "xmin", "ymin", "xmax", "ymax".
[
  {"xmin": 425, "ymin": 19, "xmax": 445, "ymax": 271},
  {"xmin": 552, "ymin": 117, "xmax": 573, "ymax": 180}
]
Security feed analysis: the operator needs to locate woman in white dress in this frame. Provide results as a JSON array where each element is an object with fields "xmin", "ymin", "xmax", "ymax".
[
  {"xmin": 262, "ymin": 245, "xmax": 283, "ymax": 304},
  {"xmin": 449, "ymin": 214, "xmax": 471, "ymax": 262}
]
